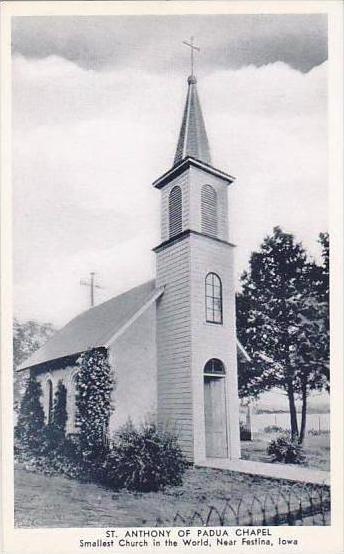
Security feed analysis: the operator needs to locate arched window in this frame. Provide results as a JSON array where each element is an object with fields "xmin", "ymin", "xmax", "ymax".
[
  {"xmin": 204, "ymin": 358, "xmax": 226, "ymax": 375},
  {"xmin": 169, "ymin": 185, "xmax": 182, "ymax": 238},
  {"xmin": 205, "ymin": 272, "xmax": 223, "ymax": 324},
  {"xmin": 201, "ymin": 185, "xmax": 217, "ymax": 236},
  {"xmin": 47, "ymin": 379, "xmax": 53, "ymax": 424}
]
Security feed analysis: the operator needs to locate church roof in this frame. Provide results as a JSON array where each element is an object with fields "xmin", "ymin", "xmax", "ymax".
[
  {"xmin": 18, "ymin": 280, "xmax": 158, "ymax": 371},
  {"xmin": 18, "ymin": 276, "xmax": 252, "ymax": 372},
  {"xmin": 174, "ymin": 75, "xmax": 211, "ymax": 166}
]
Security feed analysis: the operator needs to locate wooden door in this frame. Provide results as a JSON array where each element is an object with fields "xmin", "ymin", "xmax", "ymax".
[{"xmin": 204, "ymin": 376, "xmax": 228, "ymax": 458}]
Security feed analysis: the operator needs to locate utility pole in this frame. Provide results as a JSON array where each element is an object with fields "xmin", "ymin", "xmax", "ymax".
[{"xmin": 80, "ymin": 272, "xmax": 103, "ymax": 308}]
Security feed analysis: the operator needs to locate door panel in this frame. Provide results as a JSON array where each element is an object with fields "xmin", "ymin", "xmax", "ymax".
[{"xmin": 204, "ymin": 376, "xmax": 228, "ymax": 458}]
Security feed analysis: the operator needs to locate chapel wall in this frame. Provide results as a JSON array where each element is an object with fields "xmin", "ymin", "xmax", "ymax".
[
  {"xmin": 35, "ymin": 364, "xmax": 78, "ymax": 434},
  {"xmin": 155, "ymin": 237, "xmax": 193, "ymax": 461},
  {"xmin": 108, "ymin": 302, "xmax": 157, "ymax": 433}
]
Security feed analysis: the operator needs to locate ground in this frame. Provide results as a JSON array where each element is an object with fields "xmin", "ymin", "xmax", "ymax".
[
  {"xmin": 14, "ymin": 461, "xmax": 330, "ymax": 528},
  {"xmin": 241, "ymin": 431, "xmax": 330, "ymax": 471}
]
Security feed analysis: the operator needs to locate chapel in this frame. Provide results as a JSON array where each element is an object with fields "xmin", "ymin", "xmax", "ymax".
[{"xmin": 18, "ymin": 70, "xmax": 248, "ymax": 464}]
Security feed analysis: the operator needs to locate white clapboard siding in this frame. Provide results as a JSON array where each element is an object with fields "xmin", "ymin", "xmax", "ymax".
[{"xmin": 156, "ymin": 236, "xmax": 194, "ymax": 460}]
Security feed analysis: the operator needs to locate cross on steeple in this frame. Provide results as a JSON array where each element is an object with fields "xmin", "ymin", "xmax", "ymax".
[{"xmin": 182, "ymin": 36, "xmax": 200, "ymax": 76}]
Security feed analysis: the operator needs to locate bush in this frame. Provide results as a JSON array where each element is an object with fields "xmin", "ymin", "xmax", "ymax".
[
  {"xmin": 15, "ymin": 375, "xmax": 45, "ymax": 455},
  {"xmin": 267, "ymin": 434, "xmax": 306, "ymax": 464},
  {"xmin": 102, "ymin": 422, "xmax": 187, "ymax": 492},
  {"xmin": 264, "ymin": 425, "xmax": 285, "ymax": 434}
]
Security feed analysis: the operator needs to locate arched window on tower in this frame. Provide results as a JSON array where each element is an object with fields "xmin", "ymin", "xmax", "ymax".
[
  {"xmin": 47, "ymin": 379, "xmax": 53, "ymax": 425},
  {"xmin": 205, "ymin": 272, "xmax": 223, "ymax": 324},
  {"xmin": 169, "ymin": 185, "xmax": 182, "ymax": 238},
  {"xmin": 201, "ymin": 184, "xmax": 217, "ymax": 237},
  {"xmin": 204, "ymin": 358, "xmax": 226, "ymax": 376}
]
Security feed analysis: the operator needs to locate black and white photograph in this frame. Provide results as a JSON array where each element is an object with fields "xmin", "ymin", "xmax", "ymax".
[{"xmin": 1, "ymin": 1, "xmax": 343, "ymax": 553}]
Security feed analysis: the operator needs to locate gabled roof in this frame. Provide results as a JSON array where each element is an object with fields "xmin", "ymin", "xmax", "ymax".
[
  {"xmin": 18, "ymin": 277, "xmax": 252, "ymax": 372},
  {"xmin": 18, "ymin": 280, "xmax": 160, "ymax": 371},
  {"xmin": 174, "ymin": 75, "xmax": 211, "ymax": 166}
]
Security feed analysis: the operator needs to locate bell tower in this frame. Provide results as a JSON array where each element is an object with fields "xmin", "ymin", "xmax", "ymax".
[{"xmin": 153, "ymin": 71, "xmax": 240, "ymax": 464}]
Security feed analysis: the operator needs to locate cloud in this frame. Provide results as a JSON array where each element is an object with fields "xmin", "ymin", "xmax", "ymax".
[
  {"xmin": 12, "ymin": 54, "xmax": 327, "ymax": 326},
  {"xmin": 12, "ymin": 14, "xmax": 327, "ymax": 74}
]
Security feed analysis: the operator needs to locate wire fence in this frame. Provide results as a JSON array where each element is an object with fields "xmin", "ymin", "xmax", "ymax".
[{"xmin": 153, "ymin": 483, "xmax": 330, "ymax": 527}]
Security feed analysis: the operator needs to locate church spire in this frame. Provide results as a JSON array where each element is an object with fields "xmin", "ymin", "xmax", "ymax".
[{"xmin": 173, "ymin": 74, "xmax": 211, "ymax": 166}]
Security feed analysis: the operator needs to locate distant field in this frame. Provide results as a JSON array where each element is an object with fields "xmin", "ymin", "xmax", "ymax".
[{"xmin": 243, "ymin": 412, "xmax": 330, "ymax": 434}]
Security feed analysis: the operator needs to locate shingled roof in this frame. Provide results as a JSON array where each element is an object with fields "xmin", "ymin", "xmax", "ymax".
[
  {"xmin": 18, "ymin": 280, "xmax": 160, "ymax": 371},
  {"xmin": 174, "ymin": 75, "xmax": 211, "ymax": 166},
  {"xmin": 18, "ymin": 278, "xmax": 252, "ymax": 372}
]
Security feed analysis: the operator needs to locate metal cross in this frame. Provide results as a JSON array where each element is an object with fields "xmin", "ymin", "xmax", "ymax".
[
  {"xmin": 182, "ymin": 36, "xmax": 200, "ymax": 76},
  {"xmin": 80, "ymin": 272, "xmax": 103, "ymax": 308}
]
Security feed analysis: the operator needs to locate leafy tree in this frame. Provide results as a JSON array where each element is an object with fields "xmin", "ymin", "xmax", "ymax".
[
  {"xmin": 15, "ymin": 375, "xmax": 45, "ymax": 453},
  {"xmin": 293, "ymin": 232, "xmax": 329, "ymax": 442},
  {"xmin": 75, "ymin": 348, "xmax": 114, "ymax": 460},
  {"xmin": 13, "ymin": 319, "xmax": 55, "ymax": 411},
  {"xmin": 236, "ymin": 227, "xmax": 329, "ymax": 442},
  {"xmin": 13, "ymin": 319, "xmax": 55, "ymax": 368}
]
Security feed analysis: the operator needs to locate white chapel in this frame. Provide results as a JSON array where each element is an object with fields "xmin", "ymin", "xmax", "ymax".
[{"xmin": 19, "ymin": 70, "xmax": 245, "ymax": 465}]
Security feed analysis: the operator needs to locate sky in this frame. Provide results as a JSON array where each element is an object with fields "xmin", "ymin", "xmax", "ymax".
[{"xmin": 12, "ymin": 14, "xmax": 328, "ymax": 327}]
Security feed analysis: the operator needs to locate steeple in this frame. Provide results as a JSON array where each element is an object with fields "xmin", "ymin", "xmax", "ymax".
[{"xmin": 174, "ymin": 75, "xmax": 211, "ymax": 166}]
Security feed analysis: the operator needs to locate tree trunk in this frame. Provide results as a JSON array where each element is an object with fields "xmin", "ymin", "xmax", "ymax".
[
  {"xmin": 299, "ymin": 383, "xmax": 307, "ymax": 444},
  {"xmin": 287, "ymin": 381, "xmax": 299, "ymax": 440}
]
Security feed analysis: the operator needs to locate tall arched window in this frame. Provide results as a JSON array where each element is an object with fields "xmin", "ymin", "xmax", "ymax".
[
  {"xmin": 169, "ymin": 185, "xmax": 182, "ymax": 238},
  {"xmin": 205, "ymin": 272, "xmax": 223, "ymax": 324},
  {"xmin": 47, "ymin": 379, "xmax": 53, "ymax": 424},
  {"xmin": 201, "ymin": 185, "xmax": 217, "ymax": 236}
]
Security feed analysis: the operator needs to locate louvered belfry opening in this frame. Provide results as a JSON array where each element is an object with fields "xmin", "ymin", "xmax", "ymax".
[
  {"xmin": 201, "ymin": 184, "xmax": 218, "ymax": 237},
  {"xmin": 169, "ymin": 185, "xmax": 183, "ymax": 238}
]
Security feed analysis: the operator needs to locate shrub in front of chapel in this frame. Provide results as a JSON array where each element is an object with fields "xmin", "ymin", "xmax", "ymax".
[
  {"xmin": 267, "ymin": 433, "xmax": 306, "ymax": 464},
  {"xmin": 14, "ymin": 374, "xmax": 46, "ymax": 458},
  {"xmin": 103, "ymin": 422, "xmax": 188, "ymax": 492}
]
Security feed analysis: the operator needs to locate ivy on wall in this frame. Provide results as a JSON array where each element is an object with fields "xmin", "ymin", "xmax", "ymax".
[{"xmin": 75, "ymin": 348, "xmax": 114, "ymax": 460}]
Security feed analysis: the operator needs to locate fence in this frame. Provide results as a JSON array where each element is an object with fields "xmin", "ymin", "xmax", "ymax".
[{"xmin": 154, "ymin": 483, "xmax": 330, "ymax": 527}]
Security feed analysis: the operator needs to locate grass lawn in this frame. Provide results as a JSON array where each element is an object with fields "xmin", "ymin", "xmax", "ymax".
[
  {"xmin": 14, "ymin": 464, "xmax": 329, "ymax": 528},
  {"xmin": 240, "ymin": 432, "xmax": 330, "ymax": 472}
]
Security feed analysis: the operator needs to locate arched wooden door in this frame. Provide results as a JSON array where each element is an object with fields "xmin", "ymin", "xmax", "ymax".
[{"xmin": 203, "ymin": 359, "xmax": 228, "ymax": 458}]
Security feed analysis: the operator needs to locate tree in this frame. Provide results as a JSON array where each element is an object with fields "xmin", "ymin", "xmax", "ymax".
[
  {"xmin": 13, "ymin": 319, "xmax": 55, "ymax": 411},
  {"xmin": 15, "ymin": 375, "xmax": 45, "ymax": 453},
  {"xmin": 293, "ymin": 232, "xmax": 329, "ymax": 442},
  {"xmin": 236, "ymin": 227, "xmax": 329, "ymax": 442},
  {"xmin": 75, "ymin": 348, "xmax": 114, "ymax": 460}
]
